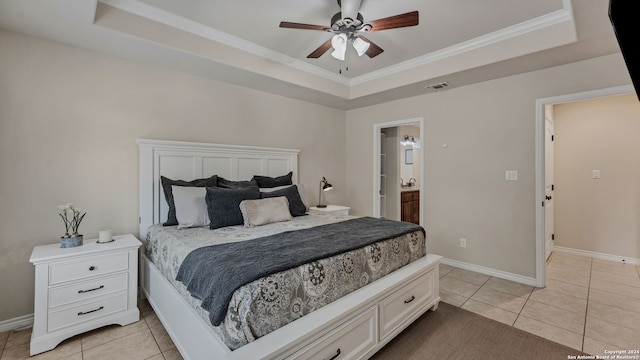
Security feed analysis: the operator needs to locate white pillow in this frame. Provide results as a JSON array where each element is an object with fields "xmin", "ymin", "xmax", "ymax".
[
  {"xmin": 239, "ymin": 196, "xmax": 292, "ymax": 227},
  {"xmin": 171, "ymin": 186, "xmax": 210, "ymax": 229},
  {"xmin": 259, "ymin": 184, "xmax": 309, "ymax": 212}
]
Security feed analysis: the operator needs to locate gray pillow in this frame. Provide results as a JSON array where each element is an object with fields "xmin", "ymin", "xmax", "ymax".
[
  {"xmin": 260, "ymin": 185, "xmax": 307, "ymax": 217},
  {"xmin": 260, "ymin": 184, "xmax": 309, "ymax": 212},
  {"xmin": 252, "ymin": 172, "xmax": 293, "ymax": 188},
  {"xmin": 217, "ymin": 177, "xmax": 258, "ymax": 189},
  {"xmin": 161, "ymin": 175, "xmax": 218, "ymax": 226},
  {"xmin": 205, "ymin": 186, "xmax": 260, "ymax": 229}
]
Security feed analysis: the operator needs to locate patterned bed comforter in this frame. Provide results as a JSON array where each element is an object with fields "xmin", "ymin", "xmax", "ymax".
[{"xmin": 144, "ymin": 213, "xmax": 426, "ymax": 350}]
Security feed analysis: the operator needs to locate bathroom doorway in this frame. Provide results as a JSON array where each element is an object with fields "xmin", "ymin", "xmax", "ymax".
[{"xmin": 373, "ymin": 118, "xmax": 424, "ymax": 224}]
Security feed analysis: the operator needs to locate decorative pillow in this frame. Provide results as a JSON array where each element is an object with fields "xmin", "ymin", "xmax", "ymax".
[
  {"xmin": 260, "ymin": 184, "xmax": 307, "ymax": 217},
  {"xmin": 260, "ymin": 184, "xmax": 309, "ymax": 212},
  {"xmin": 172, "ymin": 186, "xmax": 210, "ymax": 229},
  {"xmin": 205, "ymin": 186, "xmax": 260, "ymax": 229},
  {"xmin": 161, "ymin": 175, "xmax": 218, "ymax": 226},
  {"xmin": 239, "ymin": 196, "xmax": 292, "ymax": 227},
  {"xmin": 217, "ymin": 177, "xmax": 258, "ymax": 189},
  {"xmin": 252, "ymin": 171, "xmax": 293, "ymax": 188}
]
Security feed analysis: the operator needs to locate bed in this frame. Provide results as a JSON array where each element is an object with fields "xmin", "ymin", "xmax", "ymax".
[{"xmin": 137, "ymin": 139, "xmax": 441, "ymax": 360}]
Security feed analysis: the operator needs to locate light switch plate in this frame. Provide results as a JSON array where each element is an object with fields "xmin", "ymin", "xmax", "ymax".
[
  {"xmin": 505, "ymin": 170, "xmax": 518, "ymax": 181},
  {"xmin": 592, "ymin": 170, "xmax": 601, "ymax": 179}
]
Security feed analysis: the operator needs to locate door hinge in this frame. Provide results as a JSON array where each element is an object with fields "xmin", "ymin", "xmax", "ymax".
[
  {"xmin": 551, "ymin": 184, "xmax": 554, "ymax": 191},
  {"xmin": 551, "ymin": 135, "xmax": 554, "ymax": 141},
  {"xmin": 542, "ymin": 201, "xmax": 545, "ymax": 207},
  {"xmin": 552, "ymin": 234, "xmax": 555, "ymax": 240},
  {"xmin": 139, "ymin": 216, "xmax": 141, "ymax": 224}
]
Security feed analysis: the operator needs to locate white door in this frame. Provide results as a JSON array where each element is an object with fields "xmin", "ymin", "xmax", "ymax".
[{"xmin": 544, "ymin": 110, "xmax": 555, "ymax": 260}]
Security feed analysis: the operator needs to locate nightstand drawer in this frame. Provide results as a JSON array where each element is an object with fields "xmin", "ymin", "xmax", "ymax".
[
  {"xmin": 49, "ymin": 253, "xmax": 129, "ymax": 285},
  {"xmin": 49, "ymin": 273, "xmax": 129, "ymax": 308},
  {"xmin": 48, "ymin": 292, "xmax": 128, "ymax": 332}
]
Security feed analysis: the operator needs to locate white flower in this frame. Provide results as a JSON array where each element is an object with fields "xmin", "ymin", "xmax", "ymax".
[{"xmin": 58, "ymin": 203, "xmax": 72, "ymax": 211}]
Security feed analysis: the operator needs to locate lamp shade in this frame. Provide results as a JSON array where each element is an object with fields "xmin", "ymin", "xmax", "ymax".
[
  {"xmin": 317, "ymin": 177, "xmax": 333, "ymax": 208},
  {"xmin": 352, "ymin": 37, "xmax": 370, "ymax": 57},
  {"xmin": 331, "ymin": 34, "xmax": 348, "ymax": 60}
]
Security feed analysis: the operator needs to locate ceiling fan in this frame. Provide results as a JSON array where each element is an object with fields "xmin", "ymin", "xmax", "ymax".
[{"xmin": 279, "ymin": 0, "xmax": 419, "ymax": 60}]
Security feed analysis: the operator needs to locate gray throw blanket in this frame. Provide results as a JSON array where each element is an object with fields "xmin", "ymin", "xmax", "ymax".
[{"xmin": 176, "ymin": 216, "xmax": 424, "ymax": 326}]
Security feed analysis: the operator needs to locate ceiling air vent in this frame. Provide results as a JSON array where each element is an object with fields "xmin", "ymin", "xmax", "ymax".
[{"xmin": 425, "ymin": 82, "xmax": 449, "ymax": 90}]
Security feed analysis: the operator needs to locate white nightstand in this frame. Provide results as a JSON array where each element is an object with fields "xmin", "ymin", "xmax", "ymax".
[
  {"xmin": 29, "ymin": 234, "xmax": 141, "ymax": 355},
  {"xmin": 309, "ymin": 205, "xmax": 351, "ymax": 216}
]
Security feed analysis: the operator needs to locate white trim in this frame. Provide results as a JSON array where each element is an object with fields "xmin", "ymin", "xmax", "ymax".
[
  {"xmin": 352, "ymin": 6, "xmax": 574, "ymax": 85},
  {"xmin": 554, "ymin": 246, "xmax": 640, "ymax": 266},
  {"xmin": 534, "ymin": 84, "xmax": 635, "ymax": 287},
  {"xmin": 100, "ymin": 0, "xmax": 574, "ymax": 89},
  {"xmin": 372, "ymin": 118, "xmax": 424, "ymax": 223},
  {"xmin": 441, "ymin": 258, "xmax": 537, "ymax": 287},
  {"xmin": 0, "ymin": 314, "xmax": 33, "ymax": 332}
]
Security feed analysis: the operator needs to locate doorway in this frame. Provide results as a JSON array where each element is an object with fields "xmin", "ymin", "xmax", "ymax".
[
  {"xmin": 534, "ymin": 85, "xmax": 634, "ymax": 287},
  {"xmin": 544, "ymin": 104, "xmax": 555, "ymax": 261},
  {"xmin": 373, "ymin": 118, "xmax": 424, "ymax": 224}
]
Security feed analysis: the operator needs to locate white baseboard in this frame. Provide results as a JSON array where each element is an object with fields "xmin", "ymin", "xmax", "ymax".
[
  {"xmin": 553, "ymin": 246, "xmax": 640, "ymax": 265},
  {"xmin": 0, "ymin": 313, "xmax": 33, "ymax": 332},
  {"xmin": 441, "ymin": 258, "xmax": 538, "ymax": 287}
]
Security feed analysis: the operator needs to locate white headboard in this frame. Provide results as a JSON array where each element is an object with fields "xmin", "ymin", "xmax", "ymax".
[{"xmin": 137, "ymin": 139, "xmax": 300, "ymax": 238}]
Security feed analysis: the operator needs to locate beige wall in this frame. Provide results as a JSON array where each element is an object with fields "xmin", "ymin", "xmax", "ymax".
[
  {"xmin": 345, "ymin": 53, "xmax": 634, "ymax": 278},
  {"xmin": 0, "ymin": 30, "xmax": 346, "ymax": 321},
  {"xmin": 0, "ymin": 26, "xmax": 635, "ymax": 323},
  {"xmin": 553, "ymin": 94, "xmax": 640, "ymax": 258}
]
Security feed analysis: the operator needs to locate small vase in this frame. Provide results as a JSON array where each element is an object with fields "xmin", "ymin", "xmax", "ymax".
[{"xmin": 60, "ymin": 235, "xmax": 83, "ymax": 248}]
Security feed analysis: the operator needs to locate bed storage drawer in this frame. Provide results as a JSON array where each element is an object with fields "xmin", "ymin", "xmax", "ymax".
[
  {"xmin": 379, "ymin": 268, "xmax": 435, "ymax": 340},
  {"xmin": 287, "ymin": 306, "xmax": 377, "ymax": 360}
]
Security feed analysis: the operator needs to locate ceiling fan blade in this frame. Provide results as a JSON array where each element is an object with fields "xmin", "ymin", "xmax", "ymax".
[
  {"xmin": 367, "ymin": 11, "xmax": 419, "ymax": 32},
  {"xmin": 307, "ymin": 39, "xmax": 333, "ymax": 58},
  {"xmin": 357, "ymin": 35, "xmax": 384, "ymax": 58},
  {"xmin": 279, "ymin": 21, "xmax": 329, "ymax": 31}
]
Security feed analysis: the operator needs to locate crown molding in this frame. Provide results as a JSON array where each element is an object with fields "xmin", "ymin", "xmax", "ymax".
[
  {"xmin": 99, "ymin": 0, "xmax": 574, "ymax": 92},
  {"xmin": 350, "ymin": 6, "xmax": 575, "ymax": 86}
]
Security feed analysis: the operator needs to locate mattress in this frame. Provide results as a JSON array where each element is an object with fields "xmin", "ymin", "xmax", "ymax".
[{"xmin": 144, "ymin": 213, "xmax": 426, "ymax": 350}]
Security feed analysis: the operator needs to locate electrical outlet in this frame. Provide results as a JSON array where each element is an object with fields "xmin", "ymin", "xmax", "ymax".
[{"xmin": 460, "ymin": 238, "xmax": 467, "ymax": 248}]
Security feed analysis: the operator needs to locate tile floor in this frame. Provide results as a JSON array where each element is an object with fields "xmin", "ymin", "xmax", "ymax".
[
  {"xmin": 1, "ymin": 251, "xmax": 638, "ymax": 359},
  {"xmin": 0, "ymin": 299, "xmax": 182, "ymax": 360},
  {"xmin": 440, "ymin": 251, "xmax": 640, "ymax": 355}
]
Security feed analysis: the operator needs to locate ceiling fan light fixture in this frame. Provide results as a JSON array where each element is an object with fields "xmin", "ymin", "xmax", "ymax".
[
  {"xmin": 330, "ymin": 33, "xmax": 348, "ymax": 60},
  {"xmin": 352, "ymin": 37, "xmax": 370, "ymax": 56}
]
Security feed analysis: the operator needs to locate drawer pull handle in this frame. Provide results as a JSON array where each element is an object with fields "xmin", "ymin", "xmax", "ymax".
[
  {"xmin": 404, "ymin": 295, "xmax": 415, "ymax": 304},
  {"xmin": 78, "ymin": 306, "xmax": 104, "ymax": 316},
  {"xmin": 89, "ymin": 266, "xmax": 96, "ymax": 271},
  {"xmin": 78, "ymin": 285, "xmax": 104, "ymax": 294},
  {"xmin": 328, "ymin": 348, "xmax": 341, "ymax": 360}
]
